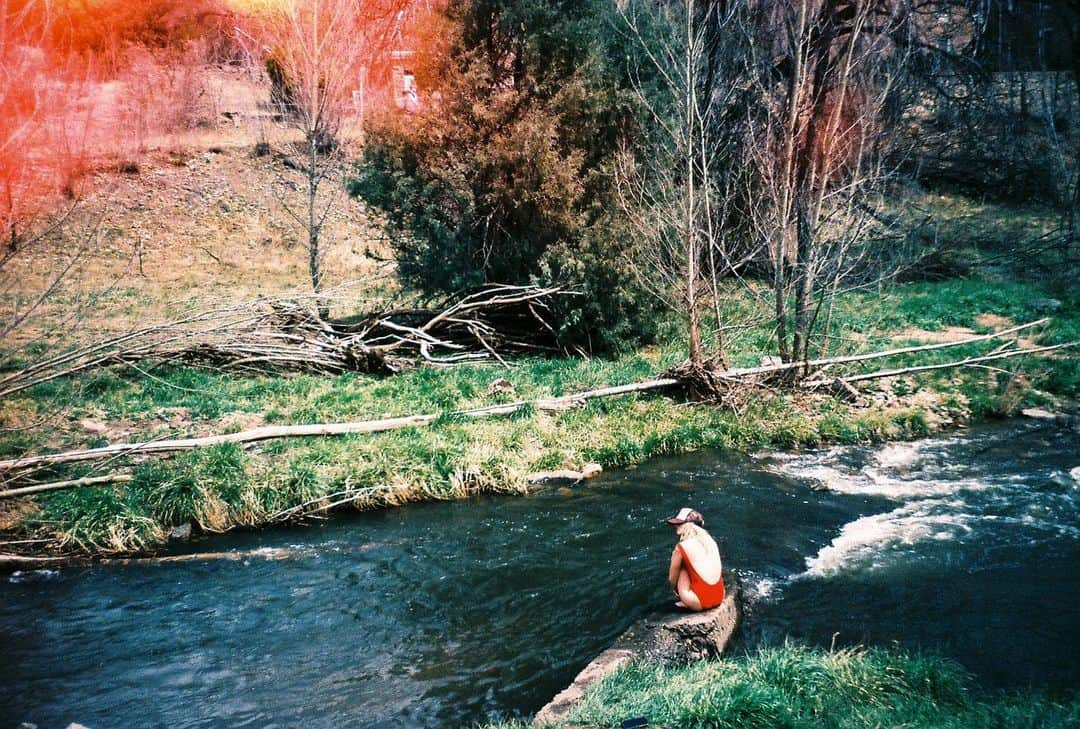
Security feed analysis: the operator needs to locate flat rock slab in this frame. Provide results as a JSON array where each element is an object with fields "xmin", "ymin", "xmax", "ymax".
[{"xmin": 534, "ymin": 582, "xmax": 740, "ymax": 726}]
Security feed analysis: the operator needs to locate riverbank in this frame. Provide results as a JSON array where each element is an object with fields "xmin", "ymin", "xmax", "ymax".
[
  {"xmin": 3, "ymin": 418, "xmax": 1077, "ymax": 725},
  {"xmin": 491, "ymin": 644, "xmax": 1080, "ymax": 728},
  {"xmin": 1, "ymin": 274, "xmax": 1077, "ymax": 558}
]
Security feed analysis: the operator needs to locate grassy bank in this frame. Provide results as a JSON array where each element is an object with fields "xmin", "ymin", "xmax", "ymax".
[
  {"xmin": 1, "ymin": 275, "xmax": 1077, "ymax": 554},
  {"xmin": 501, "ymin": 644, "xmax": 1080, "ymax": 728}
]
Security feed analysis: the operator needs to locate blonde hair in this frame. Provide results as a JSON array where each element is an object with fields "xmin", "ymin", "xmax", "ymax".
[{"xmin": 679, "ymin": 523, "xmax": 720, "ymax": 556}]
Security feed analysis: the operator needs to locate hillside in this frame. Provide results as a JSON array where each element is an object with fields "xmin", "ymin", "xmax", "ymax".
[{"xmin": 4, "ymin": 68, "xmax": 389, "ymax": 346}]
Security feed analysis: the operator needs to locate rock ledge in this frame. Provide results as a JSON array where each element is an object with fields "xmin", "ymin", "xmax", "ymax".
[{"xmin": 534, "ymin": 582, "xmax": 740, "ymax": 726}]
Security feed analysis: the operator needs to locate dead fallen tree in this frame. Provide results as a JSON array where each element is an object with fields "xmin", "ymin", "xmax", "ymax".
[
  {"xmin": 149, "ymin": 284, "xmax": 570, "ymax": 375},
  {"xmin": 0, "ymin": 284, "xmax": 572, "ymax": 399},
  {"xmin": 0, "ymin": 378, "xmax": 680, "ymax": 475},
  {"xmin": 1, "ymin": 318, "xmax": 1073, "ymax": 482},
  {"xmin": 666, "ymin": 318, "xmax": 1072, "ymax": 401},
  {"xmin": 0, "ymin": 473, "xmax": 133, "ymax": 499},
  {"xmin": 801, "ymin": 342, "xmax": 1077, "ymax": 387}
]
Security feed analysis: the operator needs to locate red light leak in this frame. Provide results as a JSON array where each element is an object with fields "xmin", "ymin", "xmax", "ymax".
[{"xmin": 1, "ymin": 0, "xmax": 435, "ymax": 235}]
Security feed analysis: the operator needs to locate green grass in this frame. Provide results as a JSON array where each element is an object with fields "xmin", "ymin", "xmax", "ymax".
[
  {"xmin": 842, "ymin": 279, "xmax": 1070, "ymax": 332},
  {"xmin": 34, "ymin": 485, "xmax": 164, "ymax": 553},
  {"xmin": 511, "ymin": 644, "xmax": 1080, "ymax": 729},
  {"xmin": 2, "ymin": 270, "xmax": 1077, "ymax": 554},
  {"xmin": 8, "ymin": 374, "xmax": 938, "ymax": 553}
]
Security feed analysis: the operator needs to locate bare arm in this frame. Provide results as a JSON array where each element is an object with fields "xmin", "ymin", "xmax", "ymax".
[{"xmin": 668, "ymin": 545, "xmax": 683, "ymax": 589}]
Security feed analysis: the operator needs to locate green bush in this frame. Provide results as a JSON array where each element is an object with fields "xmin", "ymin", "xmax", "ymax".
[{"xmin": 350, "ymin": 0, "xmax": 661, "ymax": 353}]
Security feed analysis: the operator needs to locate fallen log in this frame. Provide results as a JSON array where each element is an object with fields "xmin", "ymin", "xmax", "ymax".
[
  {"xmin": 0, "ymin": 306, "xmax": 258, "ymax": 400},
  {"xmin": 526, "ymin": 463, "xmax": 603, "ymax": 484},
  {"xmin": 801, "ymin": 341, "xmax": 1079, "ymax": 388},
  {"xmin": 0, "ymin": 284, "xmax": 576, "ymax": 397},
  {"xmin": 1, "ymin": 320, "xmax": 1068, "ymax": 477},
  {"xmin": 0, "ymin": 473, "xmax": 133, "ymax": 500},
  {"xmin": 667, "ymin": 319, "xmax": 1064, "ymax": 401},
  {"xmin": 669, "ymin": 317, "xmax": 1051, "ymax": 385},
  {"xmin": 102, "ymin": 547, "xmax": 304, "ymax": 564},
  {"xmin": 0, "ymin": 379, "xmax": 680, "ymax": 473}
]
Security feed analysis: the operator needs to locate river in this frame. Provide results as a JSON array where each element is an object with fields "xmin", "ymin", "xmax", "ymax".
[{"xmin": 2, "ymin": 417, "xmax": 1077, "ymax": 727}]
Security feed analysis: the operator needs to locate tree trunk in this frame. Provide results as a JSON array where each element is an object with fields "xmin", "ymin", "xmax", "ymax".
[
  {"xmin": 792, "ymin": 192, "xmax": 817, "ymax": 365},
  {"xmin": 685, "ymin": 0, "xmax": 703, "ymax": 367},
  {"xmin": 0, "ymin": 377, "xmax": 683, "ymax": 472},
  {"xmin": 307, "ymin": 132, "xmax": 329, "ymax": 321},
  {"xmin": 688, "ymin": 292, "xmax": 703, "ymax": 365},
  {"xmin": 309, "ymin": 227, "xmax": 327, "ymax": 321},
  {"xmin": 1069, "ymin": 43, "xmax": 1080, "ymax": 250},
  {"xmin": 774, "ymin": 236, "xmax": 790, "ymax": 362},
  {"xmin": 687, "ymin": 217, "xmax": 703, "ymax": 365},
  {"xmin": 790, "ymin": 0, "xmax": 834, "ymax": 366},
  {"xmin": 707, "ymin": 236, "xmax": 725, "ymax": 362}
]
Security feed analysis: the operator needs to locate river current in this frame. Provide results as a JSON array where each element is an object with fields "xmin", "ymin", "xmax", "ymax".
[{"xmin": 2, "ymin": 418, "xmax": 1077, "ymax": 727}]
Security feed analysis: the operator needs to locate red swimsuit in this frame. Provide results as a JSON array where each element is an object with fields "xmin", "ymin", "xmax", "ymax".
[{"xmin": 677, "ymin": 542, "xmax": 725, "ymax": 609}]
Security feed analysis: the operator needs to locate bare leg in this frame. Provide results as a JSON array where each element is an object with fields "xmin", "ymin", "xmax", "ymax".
[{"xmin": 675, "ymin": 568, "xmax": 703, "ymax": 611}]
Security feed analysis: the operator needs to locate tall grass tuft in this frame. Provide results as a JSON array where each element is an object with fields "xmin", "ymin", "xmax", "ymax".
[
  {"xmin": 128, "ymin": 444, "xmax": 253, "ymax": 534},
  {"xmin": 36, "ymin": 487, "xmax": 164, "ymax": 553},
  {"xmin": 544, "ymin": 644, "xmax": 1080, "ymax": 729}
]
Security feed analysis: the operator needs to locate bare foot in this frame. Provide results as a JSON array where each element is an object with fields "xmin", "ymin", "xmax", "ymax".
[{"xmin": 674, "ymin": 600, "xmax": 688, "ymax": 608}]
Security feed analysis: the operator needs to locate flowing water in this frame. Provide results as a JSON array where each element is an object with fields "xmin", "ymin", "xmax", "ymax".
[{"xmin": 2, "ymin": 418, "xmax": 1078, "ymax": 727}]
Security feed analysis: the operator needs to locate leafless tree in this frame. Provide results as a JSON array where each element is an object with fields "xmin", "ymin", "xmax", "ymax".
[
  {"xmin": 615, "ymin": 0, "xmax": 760, "ymax": 367},
  {"xmin": 236, "ymin": 0, "xmax": 404, "ymax": 320},
  {"xmin": 0, "ymin": 0, "xmax": 106, "ymax": 343},
  {"xmin": 739, "ymin": 0, "xmax": 907, "ymax": 365}
]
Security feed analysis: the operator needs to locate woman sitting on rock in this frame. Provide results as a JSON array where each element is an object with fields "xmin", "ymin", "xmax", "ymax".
[{"xmin": 666, "ymin": 508, "xmax": 725, "ymax": 611}]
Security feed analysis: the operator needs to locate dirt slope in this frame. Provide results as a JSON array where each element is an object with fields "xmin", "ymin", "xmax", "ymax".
[{"xmin": 4, "ymin": 68, "xmax": 392, "ymax": 345}]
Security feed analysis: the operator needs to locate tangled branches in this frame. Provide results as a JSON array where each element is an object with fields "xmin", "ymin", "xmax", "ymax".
[
  {"xmin": 664, "ymin": 318, "xmax": 1076, "ymax": 409},
  {"xmin": 0, "ymin": 284, "xmax": 572, "ymax": 398}
]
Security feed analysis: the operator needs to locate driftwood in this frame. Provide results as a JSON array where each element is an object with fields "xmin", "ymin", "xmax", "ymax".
[
  {"xmin": 0, "ymin": 473, "xmax": 133, "ymax": 500},
  {"xmin": 526, "ymin": 463, "xmax": 603, "ymax": 484},
  {"xmin": 1, "ymin": 319, "xmax": 1071, "ymax": 481},
  {"xmin": 669, "ymin": 319, "xmax": 1073, "ymax": 401},
  {"xmin": 0, "ymin": 379, "xmax": 680, "ymax": 474},
  {"xmin": 103, "ymin": 547, "xmax": 304, "ymax": 564},
  {"xmin": 667, "ymin": 318, "xmax": 1051, "ymax": 388},
  {"xmin": 0, "ymin": 547, "xmax": 311, "ymax": 572},
  {"xmin": 802, "ymin": 341, "xmax": 1079, "ymax": 387},
  {"xmin": 270, "ymin": 483, "xmax": 404, "ymax": 522}
]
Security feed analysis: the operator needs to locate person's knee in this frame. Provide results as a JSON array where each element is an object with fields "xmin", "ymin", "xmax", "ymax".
[{"xmin": 675, "ymin": 569, "xmax": 703, "ymax": 609}]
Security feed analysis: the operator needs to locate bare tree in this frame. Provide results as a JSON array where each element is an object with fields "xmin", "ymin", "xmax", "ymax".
[
  {"xmin": 1, "ymin": 0, "xmax": 59, "ymax": 255},
  {"xmin": 615, "ymin": 0, "xmax": 758, "ymax": 367},
  {"xmin": 237, "ymin": 0, "xmax": 403, "ymax": 320},
  {"xmin": 740, "ymin": 0, "xmax": 906, "ymax": 365}
]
